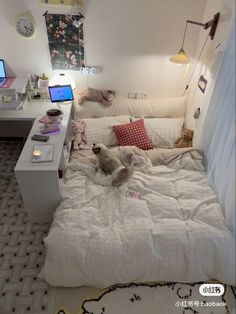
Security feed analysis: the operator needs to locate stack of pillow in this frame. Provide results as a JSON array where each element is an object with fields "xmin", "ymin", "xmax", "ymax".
[{"xmin": 76, "ymin": 116, "xmax": 184, "ymax": 150}]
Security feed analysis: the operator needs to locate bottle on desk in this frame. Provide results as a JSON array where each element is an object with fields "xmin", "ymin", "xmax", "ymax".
[{"xmin": 38, "ymin": 73, "xmax": 49, "ymax": 88}]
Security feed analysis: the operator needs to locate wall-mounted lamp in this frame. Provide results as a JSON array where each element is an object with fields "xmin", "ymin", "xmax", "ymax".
[{"xmin": 170, "ymin": 12, "xmax": 220, "ymax": 65}]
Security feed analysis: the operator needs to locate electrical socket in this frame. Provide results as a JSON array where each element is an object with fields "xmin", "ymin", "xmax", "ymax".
[
  {"xmin": 128, "ymin": 92, "xmax": 149, "ymax": 99},
  {"xmin": 128, "ymin": 92, "xmax": 137, "ymax": 99}
]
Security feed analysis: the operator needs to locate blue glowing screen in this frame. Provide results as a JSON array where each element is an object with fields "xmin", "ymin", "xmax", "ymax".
[
  {"xmin": 49, "ymin": 85, "xmax": 74, "ymax": 102},
  {"xmin": 0, "ymin": 60, "xmax": 6, "ymax": 78}
]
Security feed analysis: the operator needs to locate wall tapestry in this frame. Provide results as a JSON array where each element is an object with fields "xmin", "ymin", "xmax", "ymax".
[{"xmin": 45, "ymin": 13, "xmax": 85, "ymax": 70}]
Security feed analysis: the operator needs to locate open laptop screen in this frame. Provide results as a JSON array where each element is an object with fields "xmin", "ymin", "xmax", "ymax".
[
  {"xmin": 0, "ymin": 59, "xmax": 6, "ymax": 78},
  {"xmin": 48, "ymin": 85, "xmax": 74, "ymax": 103}
]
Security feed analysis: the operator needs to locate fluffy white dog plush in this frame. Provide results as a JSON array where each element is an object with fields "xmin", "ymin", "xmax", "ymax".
[{"xmin": 92, "ymin": 143, "xmax": 133, "ymax": 186}]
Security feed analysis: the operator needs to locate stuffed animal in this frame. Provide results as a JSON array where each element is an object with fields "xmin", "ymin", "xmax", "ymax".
[
  {"xmin": 71, "ymin": 120, "xmax": 87, "ymax": 150},
  {"xmin": 92, "ymin": 143, "xmax": 133, "ymax": 186},
  {"xmin": 79, "ymin": 88, "xmax": 115, "ymax": 106},
  {"xmin": 174, "ymin": 128, "xmax": 194, "ymax": 148}
]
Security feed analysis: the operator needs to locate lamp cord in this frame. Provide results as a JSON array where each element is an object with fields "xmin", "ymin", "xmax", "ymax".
[
  {"xmin": 181, "ymin": 22, "xmax": 188, "ymax": 49},
  {"xmin": 183, "ymin": 34, "xmax": 210, "ymax": 95}
]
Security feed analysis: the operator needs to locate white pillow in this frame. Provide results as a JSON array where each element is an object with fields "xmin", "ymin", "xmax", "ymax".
[
  {"xmin": 81, "ymin": 116, "xmax": 131, "ymax": 147},
  {"xmin": 132, "ymin": 117, "xmax": 184, "ymax": 148}
]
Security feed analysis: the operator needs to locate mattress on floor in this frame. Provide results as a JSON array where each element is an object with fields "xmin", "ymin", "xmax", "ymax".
[{"xmin": 39, "ymin": 148, "xmax": 235, "ymax": 287}]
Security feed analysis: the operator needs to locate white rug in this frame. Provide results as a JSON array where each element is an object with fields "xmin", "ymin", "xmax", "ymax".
[{"xmin": 78, "ymin": 283, "xmax": 229, "ymax": 314}]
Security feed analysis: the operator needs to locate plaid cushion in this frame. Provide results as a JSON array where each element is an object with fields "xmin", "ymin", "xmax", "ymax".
[{"xmin": 113, "ymin": 119, "xmax": 153, "ymax": 150}]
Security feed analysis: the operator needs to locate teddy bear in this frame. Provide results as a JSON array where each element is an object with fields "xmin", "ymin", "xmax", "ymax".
[
  {"xmin": 71, "ymin": 120, "xmax": 87, "ymax": 150},
  {"xmin": 79, "ymin": 88, "xmax": 115, "ymax": 106},
  {"xmin": 174, "ymin": 128, "xmax": 194, "ymax": 148}
]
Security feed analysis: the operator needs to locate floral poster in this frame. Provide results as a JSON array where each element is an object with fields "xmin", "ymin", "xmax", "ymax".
[{"xmin": 45, "ymin": 13, "xmax": 85, "ymax": 70}]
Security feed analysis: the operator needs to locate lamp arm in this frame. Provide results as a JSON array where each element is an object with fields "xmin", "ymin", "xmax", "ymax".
[
  {"xmin": 186, "ymin": 20, "xmax": 205, "ymax": 27},
  {"xmin": 186, "ymin": 12, "xmax": 220, "ymax": 40},
  {"xmin": 180, "ymin": 12, "xmax": 220, "ymax": 50},
  {"xmin": 182, "ymin": 20, "xmax": 206, "ymax": 49}
]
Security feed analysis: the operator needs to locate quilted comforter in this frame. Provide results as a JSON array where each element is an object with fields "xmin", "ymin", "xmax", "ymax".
[{"xmin": 39, "ymin": 148, "xmax": 235, "ymax": 287}]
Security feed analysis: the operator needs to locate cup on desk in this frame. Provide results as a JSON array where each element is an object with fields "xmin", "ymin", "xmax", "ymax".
[{"xmin": 46, "ymin": 109, "xmax": 63, "ymax": 124}]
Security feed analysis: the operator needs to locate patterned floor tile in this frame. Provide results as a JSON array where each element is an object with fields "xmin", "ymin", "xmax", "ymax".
[{"xmin": 0, "ymin": 141, "xmax": 55, "ymax": 314}]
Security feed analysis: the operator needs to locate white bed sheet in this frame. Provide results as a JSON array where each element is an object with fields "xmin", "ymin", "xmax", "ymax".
[{"xmin": 39, "ymin": 149, "xmax": 235, "ymax": 287}]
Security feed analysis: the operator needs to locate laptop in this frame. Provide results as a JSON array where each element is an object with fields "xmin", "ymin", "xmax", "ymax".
[{"xmin": 0, "ymin": 59, "xmax": 7, "ymax": 87}]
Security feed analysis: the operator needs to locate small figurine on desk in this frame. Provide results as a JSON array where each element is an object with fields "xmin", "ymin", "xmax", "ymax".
[
  {"xmin": 27, "ymin": 73, "xmax": 50, "ymax": 101},
  {"xmin": 38, "ymin": 73, "xmax": 49, "ymax": 88}
]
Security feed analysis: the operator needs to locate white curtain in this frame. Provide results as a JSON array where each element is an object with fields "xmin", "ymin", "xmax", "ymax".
[{"xmin": 200, "ymin": 20, "xmax": 235, "ymax": 235}]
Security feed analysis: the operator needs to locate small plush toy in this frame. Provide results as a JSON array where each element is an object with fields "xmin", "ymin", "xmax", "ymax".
[
  {"xmin": 71, "ymin": 120, "xmax": 87, "ymax": 150},
  {"xmin": 79, "ymin": 88, "xmax": 115, "ymax": 106},
  {"xmin": 92, "ymin": 143, "xmax": 134, "ymax": 186},
  {"xmin": 174, "ymin": 128, "xmax": 194, "ymax": 148}
]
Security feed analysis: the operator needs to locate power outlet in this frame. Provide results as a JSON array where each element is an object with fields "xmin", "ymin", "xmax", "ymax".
[
  {"xmin": 128, "ymin": 92, "xmax": 149, "ymax": 99},
  {"xmin": 136, "ymin": 93, "xmax": 142, "ymax": 99},
  {"xmin": 128, "ymin": 92, "xmax": 137, "ymax": 99}
]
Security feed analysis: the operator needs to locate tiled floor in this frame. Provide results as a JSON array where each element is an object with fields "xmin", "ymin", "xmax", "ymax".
[{"xmin": 0, "ymin": 141, "xmax": 55, "ymax": 314}]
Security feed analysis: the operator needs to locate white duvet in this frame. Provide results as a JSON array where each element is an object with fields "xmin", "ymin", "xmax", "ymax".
[{"xmin": 39, "ymin": 150, "xmax": 235, "ymax": 287}]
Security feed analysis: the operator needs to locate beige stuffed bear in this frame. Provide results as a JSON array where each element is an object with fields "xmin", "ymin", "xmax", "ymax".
[
  {"xmin": 79, "ymin": 88, "xmax": 115, "ymax": 106},
  {"xmin": 174, "ymin": 128, "xmax": 194, "ymax": 148}
]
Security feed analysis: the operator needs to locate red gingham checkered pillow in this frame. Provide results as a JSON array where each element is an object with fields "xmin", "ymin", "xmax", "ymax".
[{"xmin": 113, "ymin": 119, "xmax": 153, "ymax": 150}]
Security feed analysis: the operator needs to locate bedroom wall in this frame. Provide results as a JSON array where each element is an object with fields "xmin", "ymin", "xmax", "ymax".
[
  {"xmin": 184, "ymin": 0, "xmax": 235, "ymax": 146},
  {"xmin": 0, "ymin": 0, "xmax": 206, "ymax": 98}
]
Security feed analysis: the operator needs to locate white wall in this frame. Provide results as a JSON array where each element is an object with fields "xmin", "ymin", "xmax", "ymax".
[
  {"xmin": 83, "ymin": 0, "xmax": 206, "ymax": 97},
  {"xmin": 0, "ymin": 0, "xmax": 206, "ymax": 97},
  {"xmin": 184, "ymin": 0, "xmax": 235, "ymax": 146}
]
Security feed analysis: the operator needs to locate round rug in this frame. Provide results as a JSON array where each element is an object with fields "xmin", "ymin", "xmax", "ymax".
[{"xmin": 80, "ymin": 283, "xmax": 229, "ymax": 314}]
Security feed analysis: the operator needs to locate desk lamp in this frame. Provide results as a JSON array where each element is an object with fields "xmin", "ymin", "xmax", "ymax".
[{"xmin": 49, "ymin": 73, "xmax": 76, "ymax": 90}]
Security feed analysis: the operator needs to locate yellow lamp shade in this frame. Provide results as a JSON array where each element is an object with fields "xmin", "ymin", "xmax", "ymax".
[{"xmin": 170, "ymin": 48, "xmax": 190, "ymax": 65}]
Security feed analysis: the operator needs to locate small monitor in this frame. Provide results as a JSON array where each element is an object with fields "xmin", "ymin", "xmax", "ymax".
[
  {"xmin": 0, "ymin": 59, "xmax": 6, "ymax": 78},
  {"xmin": 48, "ymin": 85, "xmax": 74, "ymax": 103}
]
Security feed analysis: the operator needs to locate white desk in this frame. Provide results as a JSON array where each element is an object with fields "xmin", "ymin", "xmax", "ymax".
[
  {"xmin": 0, "ymin": 100, "xmax": 74, "ymax": 137},
  {"xmin": 0, "ymin": 101, "xmax": 61, "ymax": 121},
  {"xmin": 14, "ymin": 102, "xmax": 72, "ymax": 223}
]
